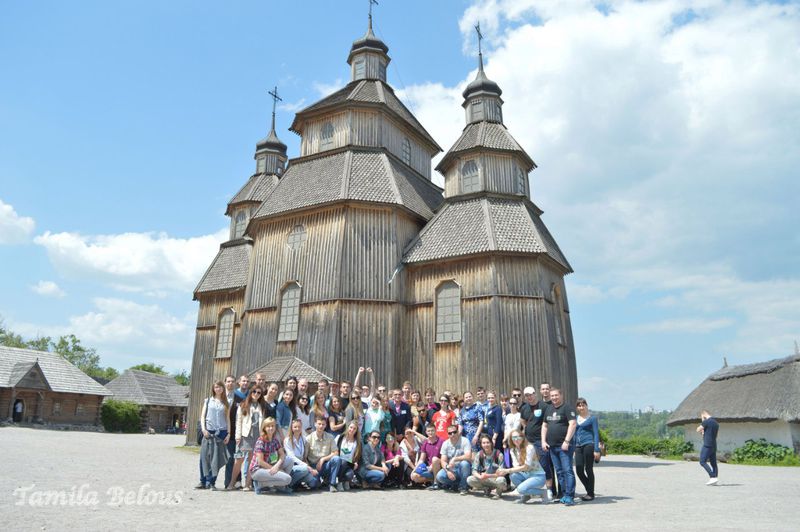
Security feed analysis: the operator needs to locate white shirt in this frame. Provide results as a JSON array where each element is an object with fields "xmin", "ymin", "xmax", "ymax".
[{"xmin": 504, "ymin": 411, "xmax": 522, "ymax": 436}]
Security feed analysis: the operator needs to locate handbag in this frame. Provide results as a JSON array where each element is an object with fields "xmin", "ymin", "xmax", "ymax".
[
  {"xmin": 414, "ymin": 462, "xmax": 429, "ymax": 475},
  {"xmin": 196, "ymin": 398, "xmax": 209, "ymax": 445}
]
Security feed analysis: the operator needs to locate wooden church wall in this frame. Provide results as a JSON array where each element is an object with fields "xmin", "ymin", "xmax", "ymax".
[
  {"xmin": 403, "ymin": 256, "xmax": 578, "ymax": 400},
  {"xmin": 380, "ymin": 115, "xmax": 432, "ymax": 179},
  {"xmin": 441, "ymin": 153, "xmax": 528, "ymax": 198}
]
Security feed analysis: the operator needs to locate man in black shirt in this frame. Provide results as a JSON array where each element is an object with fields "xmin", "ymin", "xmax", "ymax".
[
  {"xmin": 519, "ymin": 386, "xmax": 554, "ymax": 499},
  {"xmin": 542, "ymin": 388, "xmax": 577, "ymax": 505},
  {"xmin": 697, "ymin": 410, "xmax": 719, "ymax": 485}
]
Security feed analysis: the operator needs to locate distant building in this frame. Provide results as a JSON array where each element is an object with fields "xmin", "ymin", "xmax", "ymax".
[
  {"xmin": 0, "ymin": 345, "xmax": 111, "ymax": 426},
  {"xmin": 105, "ymin": 369, "xmax": 188, "ymax": 433},
  {"xmin": 668, "ymin": 355, "xmax": 800, "ymax": 454}
]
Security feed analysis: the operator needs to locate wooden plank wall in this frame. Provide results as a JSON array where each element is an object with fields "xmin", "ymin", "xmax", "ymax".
[
  {"xmin": 442, "ymin": 153, "xmax": 528, "ymax": 198},
  {"xmin": 300, "ymin": 111, "xmax": 432, "ymax": 179}
]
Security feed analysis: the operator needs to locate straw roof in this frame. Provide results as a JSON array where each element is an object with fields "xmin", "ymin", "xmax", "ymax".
[{"xmin": 667, "ymin": 355, "xmax": 800, "ymax": 425}]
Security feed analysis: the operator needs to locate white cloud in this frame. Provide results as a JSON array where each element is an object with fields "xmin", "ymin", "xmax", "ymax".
[
  {"xmin": 10, "ymin": 297, "xmax": 195, "ymax": 372},
  {"xmin": 30, "ymin": 280, "xmax": 66, "ymax": 298},
  {"xmin": 626, "ymin": 317, "xmax": 735, "ymax": 334},
  {"xmin": 0, "ymin": 199, "xmax": 35, "ymax": 244},
  {"xmin": 313, "ymin": 78, "xmax": 345, "ymax": 97},
  {"xmin": 33, "ymin": 228, "xmax": 227, "ymax": 294}
]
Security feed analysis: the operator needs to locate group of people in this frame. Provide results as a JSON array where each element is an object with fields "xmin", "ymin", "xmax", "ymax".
[{"xmin": 196, "ymin": 368, "xmax": 601, "ymax": 505}]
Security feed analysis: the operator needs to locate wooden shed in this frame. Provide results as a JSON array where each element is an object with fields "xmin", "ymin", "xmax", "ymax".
[
  {"xmin": 105, "ymin": 369, "xmax": 189, "ymax": 433},
  {"xmin": 668, "ymin": 355, "xmax": 800, "ymax": 454},
  {"xmin": 0, "ymin": 345, "xmax": 111, "ymax": 426},
  {"xmin": 186, "ymin": 18, "xmax": 578, "ymax": 441}
]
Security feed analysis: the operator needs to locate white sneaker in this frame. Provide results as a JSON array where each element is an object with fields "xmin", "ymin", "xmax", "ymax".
[
  {"xmin": 706, "ymin": 477, "xmax": 718, "ymax": 485},
  {"xmin": 336, "ymin": 482, "xmax": 344, "ymax": 491},
  {"xmin": 508, "ymin": 489, "xmax": 520, "ymax": 497},
  {"xmin": 542, "ymin": 490, "xmax": 553, "ymax": 503}
]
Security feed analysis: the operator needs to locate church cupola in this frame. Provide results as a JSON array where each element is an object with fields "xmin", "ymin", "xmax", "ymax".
[
  {"xmin": 254, "ymin": 86, "xmax": 288, "ymax": 176},
  {"xmin": 462, "ymin": 25, "xmax": 503, "ymax": 125},
  {"xmin": 347, "ymin": 7, "xmax": 390, "ymax": 82}
]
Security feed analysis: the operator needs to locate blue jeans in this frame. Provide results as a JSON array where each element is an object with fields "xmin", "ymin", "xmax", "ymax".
[
  {"xmin": 512, "ymin": 471, "xmax": 547, "ymax": 496},
  {"xmin": 361, "ymin": 469, "xmax": 386, "ymax": 484},
  {"xmin": 700, "ymin": 446, "xmax": 718, "ymax": 478},
  {"xmin": 533, "ymin": 440, "xmax": 554, "ymax": 481},
  {"xmin": 289, "ymin": 463, "xmax": 320, "ymax": 488},
  {"xmin": 318, "ymin": 456, "xmax": 342, "ymax": 485},
  {"xmin": 436, "ymin": 461, "xmax": 471, "ymax": 490},
  {"xmin": 550, "ymin": 443, "xmax": 575, "ymax": 498},
  {"xmin": 200, "ymin": 430, "xmax": 228, "ymax": 486}
]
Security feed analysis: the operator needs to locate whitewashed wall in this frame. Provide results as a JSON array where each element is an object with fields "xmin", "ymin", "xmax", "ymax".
[{"xmin": 680, "ymin": 421, "xmax": 794, "ymax": 452}]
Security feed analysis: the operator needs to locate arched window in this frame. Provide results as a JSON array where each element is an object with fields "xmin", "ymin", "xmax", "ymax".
[
  {"xmin": 215, "ymin": 308, "xmax": 235, "ymax": 358},
  {"xmin": 233, "ymin": 211, "xmax": 247, "ymax": 239},
  {"xmin": 461, "ymin": 160, "xmax": 480, "ymax": 193},
  {"xmin": 278, "ymin": 282, "xmax": 301, "ymax": 342},
  {"xmin": 435, "ymin": 281, "xmax": 462, "ymax": 343},
  {"xmin": 472, "ymin": 99, "xmax": 484, "ymax": 121},
  {"xmin": 401, "ymin": 137, "xmax": 411, "ymax": 165},
  {"xmin": 320, "ymin": 122, "xmax": 334, "ymax": 150},
  {"xmin": 516, "ymin": 165, "xmax": 527, "ymax": 196},
  {"xmin": 552, "ymin": 285, "xmax": 567, "ymax": 346},
  {"xmin": 286, "ymin": 224, "xmax": 307, "ymax": 250}
]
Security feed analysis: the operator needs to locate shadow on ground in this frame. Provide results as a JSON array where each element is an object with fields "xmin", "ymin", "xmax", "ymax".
[{"xmin": 599, "ymin": 460, "xmax": 672, "ymax": 468}]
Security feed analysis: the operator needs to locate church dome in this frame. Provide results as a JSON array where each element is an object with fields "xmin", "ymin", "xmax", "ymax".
[
  {"xmin": 256, "ymin": 128, "xmax": 287, "ymax": 154},
  {"xmin": 462, "ymin": 64, "xmax": 502, "ymax": 99}
]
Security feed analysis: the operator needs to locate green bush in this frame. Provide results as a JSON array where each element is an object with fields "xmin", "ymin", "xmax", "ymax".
[
  {"xmin": 730, "ymin": 439, "xmax": 800, "ymax": 466},
  {"xmin": 101, "ymin": 399, "xmax": 141, "ymax": 433},
  {"xmin": 606, "ymin": 436, "xmax": 692, "ymax": 456}
]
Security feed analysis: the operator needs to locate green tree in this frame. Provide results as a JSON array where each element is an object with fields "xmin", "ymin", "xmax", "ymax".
[
  {"xmin": 172, "ymin": 370, "xmax": 190, "ymax": 386},
  {"xmin": 26, "ymin": 336, "xmax": 52, "ymax": 352},
  {"xmin": 52, "ymin": 334, "xmax": 101, "ymax": 373},
  {"xmin": 130, "ymin": 363, "xmax": 167, "ymax": 375},
  {"xmin": 0, "ymin": 318, "xmax": 27, "ymax": 348}
]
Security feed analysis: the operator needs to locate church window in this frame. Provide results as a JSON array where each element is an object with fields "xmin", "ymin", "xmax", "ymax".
[
  {"xmin": 278, "ymin": 283, "xmax": 301, "ymax": 342},
  {"xmin": 552, "ymin": 285, "xmax": 567, "ymax": 347},
  {"xmin": 256, "ymin": 156, "xmax": 266, "ymax": 173},
  {"xmin": 472, "ymin": 99, "xmax": 484, "ymax": 121},
  {"xmin": 233, "ymin": 211, "xmax": 247, "ymax": 239},
  {"xmin": 379, "ymin": 60, "xmax": 387, "ymax": 81},
  {"xmin": 461, "ymin": 160, "xmax": 480, "ymax": 193},
  {"xmin": 515, "ymin": 165, "xmax": 527, "ymax": 195},
  {"xmin": 215, "ymin": 309, "xmax": 235, "ymax": 358},
  {"xmin": 401, "ymin": 137, "xmax": 411, "ymax": 165},
  {"xmin": 435, "ymin": 281, "xmax": 462, "ymax": 343},
  {"xmin": 287, "ymin": 225, "xmax": 307, "ymax": 250},
  {"xmin": 320, "ymin": 122, "xmax": 334, "ymax": 150},
  {"xmin": 355, "ymin": 59, "xmax": 366, "ymax": 79}
]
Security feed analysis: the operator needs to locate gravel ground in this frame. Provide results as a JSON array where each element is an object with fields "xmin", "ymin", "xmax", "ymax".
[{"xmin": 2, "ymin": 426, "xmax": 799, "ymax": 531}]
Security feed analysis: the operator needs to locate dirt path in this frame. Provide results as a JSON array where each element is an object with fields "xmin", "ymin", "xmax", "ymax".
[{"xmin": 2, "ymin": 427, "xmax": 798, "ymax": 530}]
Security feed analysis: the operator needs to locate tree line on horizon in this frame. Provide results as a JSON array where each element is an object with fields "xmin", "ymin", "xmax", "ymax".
[{"xmin": 0, "ymin": 317, "xmax": 189, "ymax": 386}]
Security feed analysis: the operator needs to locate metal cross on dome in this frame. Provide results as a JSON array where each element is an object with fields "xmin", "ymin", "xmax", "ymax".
[
  {"xmin": 475, "ymin": 22, "xmax": 483, "ymax": 56},
  {"xmin": 369, "ymin": 0, "xmax": 379, "ymax": 20},
  {"xmin": 268, "ymin": 86, "xmax": 282, "ymax": 124}
]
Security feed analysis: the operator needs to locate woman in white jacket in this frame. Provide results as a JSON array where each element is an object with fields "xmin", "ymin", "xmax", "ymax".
[{"xmin": 226, "ymin": 385, "xmax": 265, "ymax": 491}]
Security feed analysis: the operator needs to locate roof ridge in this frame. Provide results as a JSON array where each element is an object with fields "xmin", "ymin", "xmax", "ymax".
[
  {"xmin": 341, "ymin": 150, "xmax": 353, "ymax": 198},
  {"xmin": 379, "ymin": 152, "xmax": 403, "ymax": 205},
  {"xmin": 401, "ymin": 201, "xmax": 452, "ymax": 258},
  {"xmin": 375, "ymin": 80, "xmax": 386, "ymax": 104},
  {"xmin": 347, "ymin": 80, "xmax": 367, "ymax": 100},
  {"xmin": 482, "ymin": 198, "xmax": 498, "ymax": 250}
]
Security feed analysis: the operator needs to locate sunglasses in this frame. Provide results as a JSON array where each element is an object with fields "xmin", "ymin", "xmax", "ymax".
[
  {"xmin": 447, "ymin": 431, "xmax": 458, "ymax": 435},
  {"xmin": 512, "ymin": 393, "xmax": 521, "ymax": 397},
  {"xmin": 509, "ymin": 402, "xmax": 518, "ymax": 405},
  {"xmin": 370, "ymin": 435, "xmax": 380, "ymax": 440},
  {"xmin": 252, "ymin": 391, "xmax": 262, "ymax": 395}
]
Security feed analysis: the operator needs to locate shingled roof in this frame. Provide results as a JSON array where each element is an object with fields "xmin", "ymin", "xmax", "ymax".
[
  {"xmin": 291, "ymin": 80, "xmax": 441, "ymax": 151},
  {"xmin": 0, "ymin": 345, "xmax": 111, "ymax": 396},
  {"xmin": 252, "ymin": 149, "xmax": 443, "ymax": 221},
  {"xmin": 249, "ymin": 356, "xmax": 332, "ymax": 384},
  {"xmin": 667, "ymin": 355, "xmax": 800, "ymax": 425},
  {"xmin": 105, "ymin": 369, "xmax": 189, "ymax": 408},
  {"xmin": 436, "ymin": 121, "xmax": 536, "ymax": 173},
  {"xmin": 402, "ymin": 196, "xmax": 572, "ymax": 271},
  {"xmin": 225, "ymin": 174, "xmax": 279, "ymax": 215},
  {"xmin": 194, "ymin": 240, "xmax": 252, "ymax": 298}
]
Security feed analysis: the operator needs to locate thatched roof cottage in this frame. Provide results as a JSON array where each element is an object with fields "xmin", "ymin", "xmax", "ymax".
[
  {"xmin": 105, "ymin": 369, "xmax": 188, "ymax": 433},
  {"xmin": 667, "ymin": 355, "xmax": 800, "ymax": 454}
]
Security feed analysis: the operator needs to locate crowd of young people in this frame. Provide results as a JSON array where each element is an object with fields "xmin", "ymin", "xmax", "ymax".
[{"xmin": 196, "ymin": 368, "xmax": 601, "ymax": 505}]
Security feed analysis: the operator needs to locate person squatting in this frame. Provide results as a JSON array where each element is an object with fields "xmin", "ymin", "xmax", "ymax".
[{"xmin": 197, "ymin": 368, "xmax": 602, "ymax": 506}]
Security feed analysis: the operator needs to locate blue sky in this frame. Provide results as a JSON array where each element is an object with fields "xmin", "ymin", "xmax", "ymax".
[{"xmin": 1, "ymin": 0, "xmax": 798, "ymax": 411}]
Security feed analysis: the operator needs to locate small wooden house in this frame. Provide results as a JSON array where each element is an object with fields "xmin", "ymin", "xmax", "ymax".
[
  {"xmin": 0, "ymin": 345, "xmax": 111, "ymax": 426},
  {"xmin": 668, "ymin": 355, "xmax": 800, "ymax": 454},
  {"xmin": 187, "ymin": 17, "xmax": 578, "ymax": 441},
  {"xmin": 105, "ymin": 369, "xmax": 189, "ymax": 432}
]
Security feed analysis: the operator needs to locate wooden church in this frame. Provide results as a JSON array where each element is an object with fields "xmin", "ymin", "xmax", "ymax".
[{"xmin": 188, "ymin": 16, "xmax": 578, "ymax": 429}]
